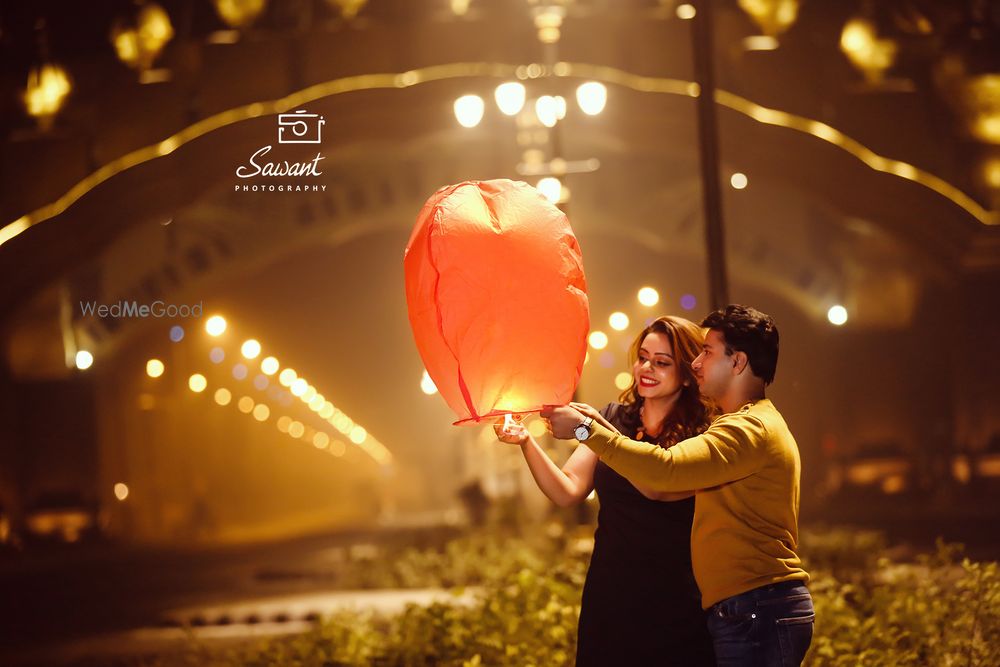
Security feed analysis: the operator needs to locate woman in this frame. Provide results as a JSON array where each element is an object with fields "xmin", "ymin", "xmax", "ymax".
[{"xmin": 496, "ymin": 316, "xmax": 716, "ymax": 666}]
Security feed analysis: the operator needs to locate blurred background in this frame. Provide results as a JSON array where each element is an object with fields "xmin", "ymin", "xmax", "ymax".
[{"xmin": 0, "ymin": 0, "xmax": 998, "ymax": 662}]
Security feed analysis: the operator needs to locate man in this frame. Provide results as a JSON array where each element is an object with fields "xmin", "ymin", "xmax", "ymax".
[{"xmin": 542, "ymin": 305, "xmax": 813, "ymax": 666}]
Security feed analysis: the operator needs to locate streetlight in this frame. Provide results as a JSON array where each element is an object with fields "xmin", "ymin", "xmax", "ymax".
[
  {"xmin": 495, "ymin": 82, "xmax": 526, "ymax": 116},
  {"xmin": 576, "ymin": 82, "xmax": 607, "ymax": 115},
  {"xmin": 454, "ymin": 94, "xmax": 485, "ymax": 128}
]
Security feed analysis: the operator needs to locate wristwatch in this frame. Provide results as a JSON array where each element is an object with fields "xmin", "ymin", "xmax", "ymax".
[{"xmin": 574, "ymin": 417, "xmax": 594, "ymax": 441}]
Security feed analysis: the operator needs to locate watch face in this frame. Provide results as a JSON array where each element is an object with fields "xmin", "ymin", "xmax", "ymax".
[{"xmin": 575, "ymin": 425, "xmax": 590, "ymax": 440}]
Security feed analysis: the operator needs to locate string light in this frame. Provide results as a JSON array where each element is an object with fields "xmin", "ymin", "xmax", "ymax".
[{"xmin": 3, "ymin": 61, "xmax": 991, "ymax": 255}]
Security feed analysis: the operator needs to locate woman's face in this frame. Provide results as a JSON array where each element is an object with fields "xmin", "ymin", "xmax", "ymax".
[{"xmin": 633, "ymin": 332, "xmax": 684, "ymax": 401}]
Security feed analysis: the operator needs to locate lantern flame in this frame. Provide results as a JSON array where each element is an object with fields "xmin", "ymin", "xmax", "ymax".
[{"xmin": 503, "ymin": 413, "xmax": 516, "ymax": 434}]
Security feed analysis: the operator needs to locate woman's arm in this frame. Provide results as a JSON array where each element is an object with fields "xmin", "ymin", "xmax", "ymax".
[{"xmin": 495, "ymin": 420, "xmax": 598, "ymax": 507}]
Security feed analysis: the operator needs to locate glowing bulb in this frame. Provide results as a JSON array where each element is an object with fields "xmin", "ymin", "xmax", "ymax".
[
  {"xmin": 188, "ymin": 373, "xmax": 207, "ymax": 393},
  {"xmin": 205, "ymin": 315, "xmax": 227, "ymax": 336},
  {"xmin": 535, "ymin": 95, "xmax": 559, "ymax": 127},
  {"xmin": 827, "ymin": 305, "xmax": 848, "ymax": 326},
  {"xmin": 146, "ymin": 358, "xmax": 164, "ymax": 378},
  {"xmin": 22, "ymin": 63, "xmax": 71, "ymax": 127},
  {"xmin": 75, "ymin": 350, "xmax": 94, "ymax": 370},
  {"xmin": 589, "ymin": 331, "xmax": 609, "ymax": 350},
  {"xmin": 536, "ymin": 177, "xmax": 562, "ymax": 204},
  {"xmin": 609, "ymin": 312, "xmax": 629, "ymax": 331},
  {"xmin": 214, "ymin": 387, "xmax": 232, "ymax": 406},
  {"xmin": 290, "ymin": 378, "xmax": 308, "ymax": 397},
  {"xmin": 288, "ymin": 421, "xmax": 305, "ymax": 438},
  {"xmin": 252, "ymin": 403, "xmax": 270, "ymax": 422},
  {"xmin": 576, "ymin": 82, "xmax": 607, "ymax": 115},
  {"xmin": 114, "ymin": 483, "xmax": 129, "ymax": 501},
  {"xmin": 420, "ymin": 370, "xmax": 438, "ymax": 395},
  {"xmin": 637, "ymin": 287, "xmax": 659, "ymax": 307},
  {"xmin": 349, "ymin": 425, "xmax": 367, "ymax": 444},
  {"xmin": 313, "ymin": 432, "xmax": 330, "ymax": 449},
  {"xmin": 614, "ymin": 372, "xmax": 632, "ymax": 390},
  {"xmin": 494, "ymin": 82, "xmax": 526, "ymax": 115},
  {"xmin": 241, "ymin": 339, "xmax": 261, "ymax": 359},
  {"xmin": 676, "ymin": 4, "xmax": 696, "ymax": 19},
  {"xmin": 237, "ymin": 396, "xmax": 254, "ymax": 413},
  {"xmin": 260, "ymin": 356, "xmax": 279, "ymax": 375},
  {"xmin": 279, "ymin": 368, "xmax": 296, "ymax": 387},
  {"xmin": 454, "ymin": 94, "xmax": 485, "ymax": 128},
  {"xmin": 730, "ymin": 172, "xmax": 748, "ymax": 189}
]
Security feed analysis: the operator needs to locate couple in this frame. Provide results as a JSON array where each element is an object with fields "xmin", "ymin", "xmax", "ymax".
[{"xmin": 495, "ymin": 305, "xmax": 813, "ymax": 666}]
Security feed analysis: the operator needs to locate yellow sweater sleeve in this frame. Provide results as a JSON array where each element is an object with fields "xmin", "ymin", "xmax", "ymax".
[{"xmin": 582, "ymin": 414, "xmax": 770, "ymax": 492}]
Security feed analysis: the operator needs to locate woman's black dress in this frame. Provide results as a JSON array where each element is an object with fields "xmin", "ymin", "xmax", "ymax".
[{"xmin": 575, "ymin": 403, "xmax": 715, "ymax": 666}]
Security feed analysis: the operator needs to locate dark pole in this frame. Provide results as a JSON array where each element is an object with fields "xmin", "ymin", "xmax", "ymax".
[{"xmin": 691, "ymin": 0, "xmax": 730, "ymax": 310}]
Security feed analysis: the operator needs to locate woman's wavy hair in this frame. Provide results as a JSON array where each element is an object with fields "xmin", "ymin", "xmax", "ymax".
[{"xmin": 617, "ymin": 315, "xmax": 716, "ymax": 448}]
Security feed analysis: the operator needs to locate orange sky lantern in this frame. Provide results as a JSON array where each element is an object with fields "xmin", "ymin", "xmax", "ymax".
[{"xmin": 405, "ymin": 179, "xmax": 590, "ymax": 425}]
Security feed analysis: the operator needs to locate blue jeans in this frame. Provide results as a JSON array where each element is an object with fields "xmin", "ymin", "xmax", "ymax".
[{"xmin": 706, "ymin": 581, "xmax": 814, "ymax": 667}]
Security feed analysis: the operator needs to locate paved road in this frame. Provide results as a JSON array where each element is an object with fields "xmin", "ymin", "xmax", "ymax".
[
  {"xmin": 0, "ymin": 525, "xmax": 464, "ymax": 665},
  {"xmin": 5, "ymin": 587, "xmax": 478, "ymax": 666}
]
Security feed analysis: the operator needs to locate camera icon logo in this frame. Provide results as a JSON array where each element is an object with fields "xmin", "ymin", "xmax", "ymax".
[{"xmin": 278, "ymin": 109, "xmax": 325, "ymax": 144}]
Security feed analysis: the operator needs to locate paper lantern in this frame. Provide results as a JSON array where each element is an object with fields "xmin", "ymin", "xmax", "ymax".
[{"xmin": 405, "ymin": 179, "xmax": 589, "ymax": 425}]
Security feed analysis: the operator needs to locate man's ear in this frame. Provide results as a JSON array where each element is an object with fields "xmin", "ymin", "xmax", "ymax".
[{"xmin": 732, "ymin": 350, "xmax": 749, "ymax": 375}]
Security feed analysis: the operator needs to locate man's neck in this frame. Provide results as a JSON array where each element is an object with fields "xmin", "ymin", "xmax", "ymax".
[{"xmin": 717, "ymin": 387, "xmax": 766, "ymax": 415}]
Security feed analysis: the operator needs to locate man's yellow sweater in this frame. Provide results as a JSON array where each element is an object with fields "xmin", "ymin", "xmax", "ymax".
[{"xmin": 582, "ymin": 398, "xmax": 809, "ymax": 608}]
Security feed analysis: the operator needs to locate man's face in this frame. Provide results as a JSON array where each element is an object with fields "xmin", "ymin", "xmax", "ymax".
[{"xmin": 690, "ymin": 329, "xmax": 733, "ymax": 399}]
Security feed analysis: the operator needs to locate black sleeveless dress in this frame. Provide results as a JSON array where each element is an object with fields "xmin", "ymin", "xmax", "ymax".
[{"xmin": 575, "ymin": 403, "xmax": 715, "ymax": 666}]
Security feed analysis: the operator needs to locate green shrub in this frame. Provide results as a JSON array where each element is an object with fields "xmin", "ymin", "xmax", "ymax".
[
  {"xmin": 155, "ymin": 529, "xmax": 998, "ymax": 667},
  {"xmin": 807, "ymin": 540, "xmax": 1000, "ymax": 666}
]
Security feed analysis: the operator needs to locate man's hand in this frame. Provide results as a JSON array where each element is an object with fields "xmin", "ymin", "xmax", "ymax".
[
  {"xmin": 539, "ymin": 405, "xmax": 587, "ymax": 439},
  {"xmin": 569, "ymin": 402, "xmax": 619, "ymax": 434}
]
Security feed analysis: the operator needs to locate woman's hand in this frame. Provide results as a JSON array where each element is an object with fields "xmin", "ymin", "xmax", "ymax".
[
  {"xmin": 569, "ymin": 402, "xmax": 620, "ymax": 435},
  {"xmin": 493, "ymin": 416, "xmax": 529, "ymax": 445}
]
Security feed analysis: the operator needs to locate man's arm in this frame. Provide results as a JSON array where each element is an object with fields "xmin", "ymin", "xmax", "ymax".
[
  {"xmin": 583, "ymin": 418, "xmax": 768, "ymax": 491},
  {"xmin": 541, "ymin": 405, "xmax": 768, "ymax": 492}
]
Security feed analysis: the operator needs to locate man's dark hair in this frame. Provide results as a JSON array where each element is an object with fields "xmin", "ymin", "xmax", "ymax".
[{"xmin": 701, "ymin": 304, "xmax": 779, "ymax": 385}]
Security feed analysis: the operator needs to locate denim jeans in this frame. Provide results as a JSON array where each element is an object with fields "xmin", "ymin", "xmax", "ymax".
[{"xmin": 705, "ymin": 581, "xmax": 814, "ymax": 667}]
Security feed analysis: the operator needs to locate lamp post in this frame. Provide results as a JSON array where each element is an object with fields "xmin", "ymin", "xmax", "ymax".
[{"xmin": 690, "ymin": 0, "xmax": 731, "ymax": 310}]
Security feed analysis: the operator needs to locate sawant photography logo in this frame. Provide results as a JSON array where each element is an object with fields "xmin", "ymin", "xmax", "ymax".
[{"xmin": 235, "ymin": 109, "xmax": 328, "ymax": 193}]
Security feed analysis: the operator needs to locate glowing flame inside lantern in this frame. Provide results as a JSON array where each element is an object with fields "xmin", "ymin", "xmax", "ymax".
[{"xmin": 503, "ymin": 413, "xmax": 517, "ymax": 435}]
